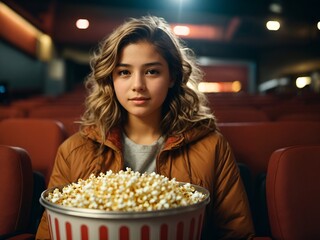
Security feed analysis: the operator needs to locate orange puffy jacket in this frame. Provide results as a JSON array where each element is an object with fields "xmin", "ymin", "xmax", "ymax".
[{"xmin": 36, "ymin": 126, "xmax": 254, "ymax": 239}]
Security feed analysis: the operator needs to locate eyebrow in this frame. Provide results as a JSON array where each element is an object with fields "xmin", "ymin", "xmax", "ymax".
[{"xmin": 116, "ymin": 62, "xmax": 163, "ymax": 67}]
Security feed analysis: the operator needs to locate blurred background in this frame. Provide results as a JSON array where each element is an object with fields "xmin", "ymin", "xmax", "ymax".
[
  {"xmin": 1, "ymin": 2, "xmax": 320, "ymax": 237},
  {"xmin": 1, "ymin": 0, "xmax": 320, "ymax": 99}
]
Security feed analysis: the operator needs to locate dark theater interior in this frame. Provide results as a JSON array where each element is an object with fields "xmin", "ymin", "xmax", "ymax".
[{"xmin": 1, "ymin": 0, "xmax": 320, "ymax": 239}]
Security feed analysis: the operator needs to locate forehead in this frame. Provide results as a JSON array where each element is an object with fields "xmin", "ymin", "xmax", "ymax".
[{"xmin": 118, "ymin": 41, "xmax": 166, "ymax": 63}]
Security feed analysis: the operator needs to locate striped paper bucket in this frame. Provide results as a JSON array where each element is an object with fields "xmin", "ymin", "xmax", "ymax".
[{"xmin": 40, "ymin": 184, "xmax": 210, "ymax": 240}]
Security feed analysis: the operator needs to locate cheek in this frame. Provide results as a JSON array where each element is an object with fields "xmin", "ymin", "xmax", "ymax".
[
  {"xmin": 113, "ymin": 80, "xmax": 126, "ymax": 94},
  {"xmin": 151, "ymin": 82, "xmax": 170, "ymax": 102},
  {"xmin": 113, "ymin": 81, "xmax": 127, "ymax": 104}
]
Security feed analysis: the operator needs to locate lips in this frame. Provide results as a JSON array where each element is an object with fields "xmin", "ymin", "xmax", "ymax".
[
  {"xmin": 130, "ymin": 97, "xmax": 150, "ymax": 101},
  {"xmin": 129, "ymin": 97, "xmax": 150, "ymax": 104}
]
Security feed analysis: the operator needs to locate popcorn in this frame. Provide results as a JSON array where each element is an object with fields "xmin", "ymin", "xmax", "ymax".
[{"xmin": 46, "ymin": 168, "xmax": 206, "ymax": 211}]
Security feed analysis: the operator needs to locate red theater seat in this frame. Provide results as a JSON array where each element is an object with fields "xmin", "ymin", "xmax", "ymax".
[
  {"xmin": 28, "ymin": 106, "xmax": 83, "ymax": 136},
  {"xmin": 28, "ymin": 105, "xmax": 84, "ymax": 119},
  {"xmin": 0, "ymin": 106, "xmax": 26, "ymax": 120},
  {"xmin": 57, "ymin": 117, "xmax": 81, "ymax": 136},
  {"xmin": 218, "ymin": 121, "xmax": 320, "ymax": 178},
  {"xmin": 218, "ymin": 121, "xmax": 320, "ymax": 236},
  {"xmin": 214, "ymin": 108, "xmax": 270, "ymax": 123},
  {"xmin": 276, "ymin": 112, "xmax": 320, "ymax": 121},
  {"xmin": 0, "ymin": 118, "xmax": 68, "ymax": 185},
  {"xmin": 266, "ymin": 145, "xmax": 320, "ymax": 240},
  {"xmin": 0, "ymin": 145, "xmax": 34, "ymax": 239}
]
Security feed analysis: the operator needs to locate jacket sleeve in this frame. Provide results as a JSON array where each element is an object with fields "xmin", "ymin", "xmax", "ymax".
[
  {"xmin": 35, "ymin": 143, "xmax": 72, "ymax": 240},
  {"xmin": 209, "ymin": 136, "xmax": 255, "ymax": 239}
]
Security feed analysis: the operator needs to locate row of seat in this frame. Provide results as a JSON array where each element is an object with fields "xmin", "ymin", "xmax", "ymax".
[
  {"xmin": 1, "ymin": 105, "xmax": 320, "ymax": 138},
  {"xmin": 0, "ymin": 118, "xmax": 320, "ymax": 239},
  {"xmin": 1, "ymin": 90, "xmax": 320, "ymax": 125},
  {"xmin": 1, "ymin": 83, "xmax": 319, "ymax": 239},
  {"xmin": 0, "ymin": 118, "xmax": 316, "ymax": 187},
  {"xmin": 1, "ymin": 86, "xmax": 320, "ymax": 238},
  {"xmin": 205, "ymin": 92, "xmax": 320, "ymax": 108},
  {"xmin": 1, "ymin": 132, "xmax": 320, "ymax": 239},
  {"xmin": 205, "ymin": 92, "xmax": 320, "ymax": 122}
]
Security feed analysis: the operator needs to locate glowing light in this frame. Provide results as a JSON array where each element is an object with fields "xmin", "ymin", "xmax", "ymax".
[
  {"xmin": 198, "ymin": 81, "xmax": 241, "ymax": 93},
  {"xmin": 0, "ymin": 86, "xmax": 5, "ymax": 93},
  {"xmin": 296, "ymin": 76, "xmax": 311, "ymax": 88},
  {"xmin": 38, "ymin": 34, "xmax": 53, "ymax": 61},
  {"xmin": 173, "ymin": 25, "xmax": 190, "ymax": 36},
  {"xmin": 76, "ymin": 19, "xmax": 89, "ymax": 29},
  {"xmin": 171, "ymin": 24, "xmax": 222, "ymax": 40},
  {"xmin": 198, "ymin": 82, "xmax": 220, "ymax": 92},
  {"xmin": 317, "ymin": 21, "xmax": 320, "ymax": 30},
  {"xmin": 232, "ymin": 81, "xmax": 242, "ymax": 92},
  {"xmin": 266, "ymin": 20, "xmax": 280, "ymax": 31}
]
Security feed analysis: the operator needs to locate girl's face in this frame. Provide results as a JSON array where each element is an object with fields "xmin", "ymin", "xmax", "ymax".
[{"xmin": 112, "ymin": 41, "xmax": 174, "ymax": 122}]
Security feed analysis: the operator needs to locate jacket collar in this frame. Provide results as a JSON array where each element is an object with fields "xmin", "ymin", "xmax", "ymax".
[
  {"xmin": 83, "ymin": 125, "xmax": 122, "ymax": 151},
  {"xmin": 83, "ymin": 123, "xmax": 214, "ymax": 151}
]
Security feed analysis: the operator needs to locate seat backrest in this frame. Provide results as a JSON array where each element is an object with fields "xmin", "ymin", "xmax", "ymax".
[
  {"xmin": 266, "ymin": 145, "xmax": 320, "ymax": 240},
  {"xmin": 28, "ymin": 105, "xmax": 84, "ymax": 118},
  {"xmin": 218, "ymin": 121, "xmax": 320, "ymax": 177},
  {"xmin": 276, "ymin": 112, "xmax": 320, "ymax": 121},
  {"xmin": 0, "ymin": 145, "xmax": 33, "ymax": 237},
  {"xmin": 0, "ymin": 106, "xmax": 26, "ymax": 120},
  {"xmin": 0, "ymin": 118, "xmax": 68, "ymax": 185},
  {"xmin": 214, "ymin": 108, "xmax": 270, "ymax": 123},
  {"xmin": 218, "ymin": 121, "xmax": 320, "ymax": 235},
  {"xmin": 11, "ymin": 97, "xmax": 50, "ymax": 116},
  {"xmin": 56, "ymin": 117, "xmax": 80, "ymax": 136}
]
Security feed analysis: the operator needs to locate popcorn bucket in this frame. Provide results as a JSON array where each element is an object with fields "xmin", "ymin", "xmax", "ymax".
[{"xmin": 40, "ymin": 184, "xmax": 210, "ymax": 240}]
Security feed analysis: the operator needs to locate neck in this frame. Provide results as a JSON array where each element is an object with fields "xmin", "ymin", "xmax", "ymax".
[{"xmin": 124, "ymin": 115, "xmax": 162, "ymax": 145}]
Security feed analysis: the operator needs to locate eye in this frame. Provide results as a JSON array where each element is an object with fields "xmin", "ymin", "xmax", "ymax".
[
  {"xmin": 146, "ymin": 69, "xmax": 160, "ymax": 75},
  {"xmin": 118, "ymin": 69, "xmax": 130, "ymax": 76}
]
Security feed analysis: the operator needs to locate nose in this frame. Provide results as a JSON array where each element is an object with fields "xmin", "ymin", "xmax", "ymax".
[{"xmin": 132, "ymin": 72, "xmax": 146, "ymax": 92}]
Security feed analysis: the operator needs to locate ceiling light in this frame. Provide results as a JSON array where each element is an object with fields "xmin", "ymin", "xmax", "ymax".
[
  {"xmin": 296, "ymin": 76, "xmax": 311, "ymax": 88},
  {"xmin": 173, "ymin": 25, "xmax": 190, "ymax": 36},
  {"xmin": 266, "ymin": 20, "xmax": 280, "ymax": 31},
  {"xmin": 171, "ymin": 24, "xmax": 222, "ymax": 40},
  {"xmin": 76, "ymin": 19, "xmax": 89, "ymax": 29}
]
